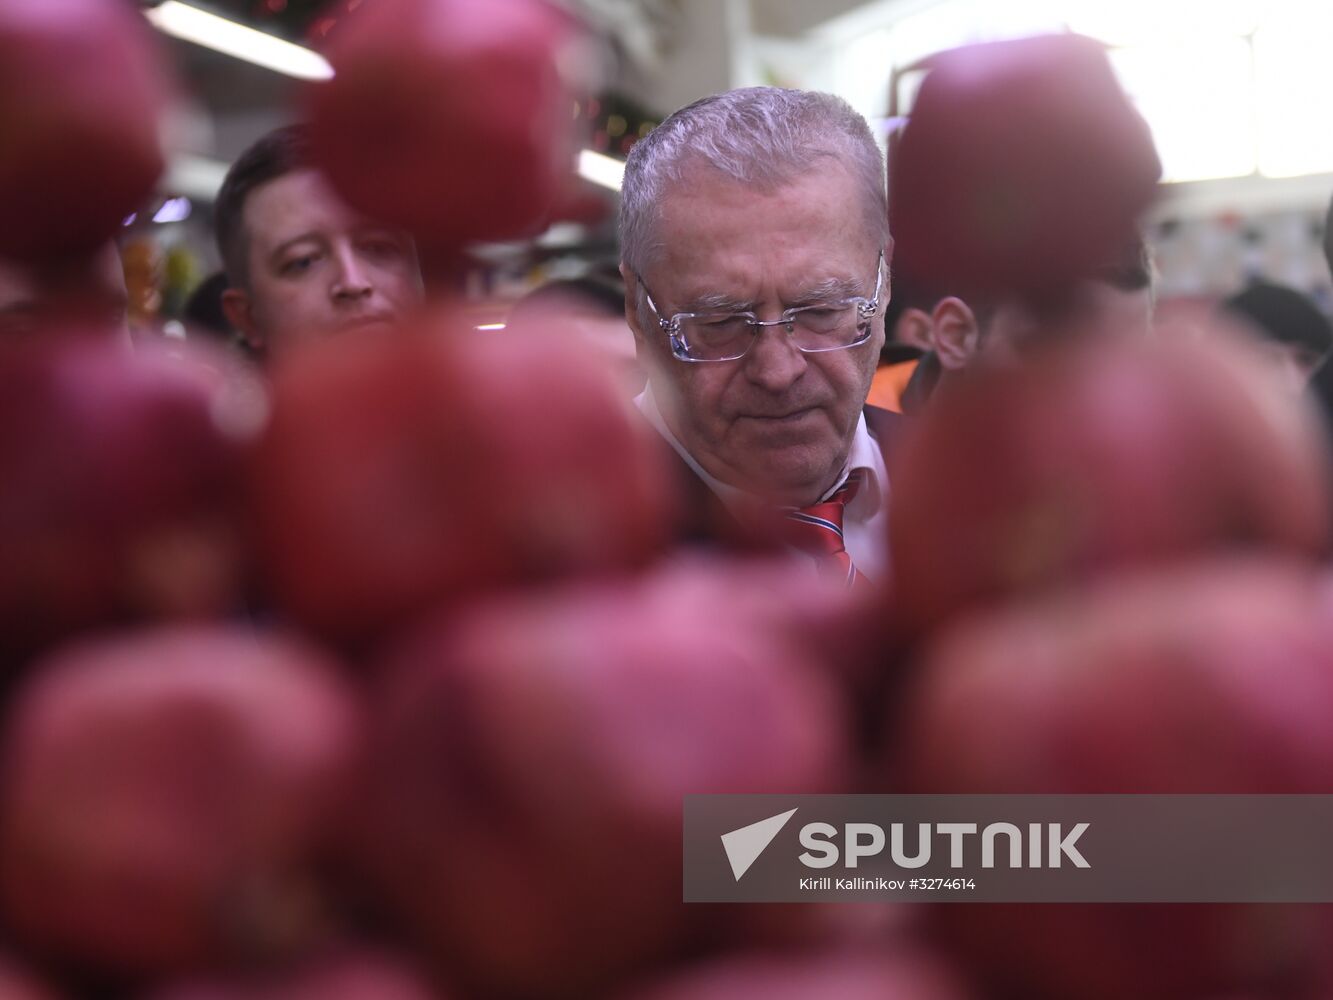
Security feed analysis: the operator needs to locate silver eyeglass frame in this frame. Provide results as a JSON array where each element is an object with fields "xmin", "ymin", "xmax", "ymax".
[{"xmin": 635, "ymin": 252, "xmax": 886, "ymax": 363}]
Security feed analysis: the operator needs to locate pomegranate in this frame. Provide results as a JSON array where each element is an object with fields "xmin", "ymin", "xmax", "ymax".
[
  {"xmin": 0, "ymin": 0, "xmax": 169, "ymax": 261},
  {"xmin": 305, "ymin": 0, "xmax": 582, "ymax": 247},
  {"xmin": 889, "ymin": 33, "xmax": 1160, "ymax": 297},
  {"xmin": 353, "ymin": 564, "xmax": 851, "ymax": 996},
  {"xmin": 888, "ymin": 334, "xmax": 1331, "ymax": 634},
  {"xmin": 0, "ymin": 335, "xmax": 263, "ymax": 660},
  {"xmin": 0, "ymin": 626, "xmax": 361, "ymax": 976},
  {"xmin": 248, "ymin": 315, "xmax": 672, "ymax": 644},
  {"xmin": 897, "ymin": 557, "xmax": 1333, "ymax": 1000}
]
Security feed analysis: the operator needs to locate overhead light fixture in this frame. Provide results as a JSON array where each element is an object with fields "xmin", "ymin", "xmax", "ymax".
[
  {"xmin": 577, "ymin": 149, "xmax": 625, "ymax": 191},
  {"xmin": 152, "ymin": 196, "xmax": 193, "ymax": 224},
  {"xmin": 144, "ymin": 1, "xmax": 333, "ymax": 81}
]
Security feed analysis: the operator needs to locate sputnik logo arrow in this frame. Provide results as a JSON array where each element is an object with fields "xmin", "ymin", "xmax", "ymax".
[{"xmin": 720, "ymin": 808, "xmax": 798, "ymax": 881}]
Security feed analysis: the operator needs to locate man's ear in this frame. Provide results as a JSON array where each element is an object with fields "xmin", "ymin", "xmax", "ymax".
[
  {"xmin": 220, "ymin": 286, "xmax": 264, "ymax": 354},
  {"xmin": 619, "ymin": 263, "xmax": 649, "ymax": 350},
  {"xmin": 931, "ymin": 296, "xmax": 982, "ymax": 371}
]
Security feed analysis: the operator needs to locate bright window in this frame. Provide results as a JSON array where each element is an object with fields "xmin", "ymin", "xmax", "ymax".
[
  {"xmin": 1110, "ymin": 39, "xmax": 1256, "ymax": 182},
  {"xmin": 824, "ymin": 0, "xmax": 1333, "ymax": 183}
]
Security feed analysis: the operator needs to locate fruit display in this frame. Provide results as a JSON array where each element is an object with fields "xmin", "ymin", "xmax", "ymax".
[{"xmin": 6, "ymin": 4, "xmax": 1333, "ymax": 998}]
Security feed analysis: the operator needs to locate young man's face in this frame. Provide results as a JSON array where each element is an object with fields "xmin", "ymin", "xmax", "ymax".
[{"xmin": 223, "ymin": 169, "xmax": 423, "ymax": 355}]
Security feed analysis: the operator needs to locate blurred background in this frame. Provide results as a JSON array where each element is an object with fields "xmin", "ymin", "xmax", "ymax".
[{"xmin": 131, "ymin": 0, "xmax": 1333, "ymax": 330}]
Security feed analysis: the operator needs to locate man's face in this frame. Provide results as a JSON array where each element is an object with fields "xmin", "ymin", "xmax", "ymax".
[
  {"xmin": 626, "ymin": 166, "xmax": 886, "ymax": 506},
  {"xmin": 0, "ymin": 242, "xmax": 129, "ymax": 341},
  {"xmin": 224, "ymin": 169, "xmax": 423, "ymax": 353}
]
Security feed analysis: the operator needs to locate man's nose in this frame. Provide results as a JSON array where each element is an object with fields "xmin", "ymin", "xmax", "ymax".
[
  {"xmin": 742, "ymin": 320, "xmax": 807, "ymax": 392},
  {"xmin": 331, "ymin": 244, "xmax": 373, "ymax": 299}
]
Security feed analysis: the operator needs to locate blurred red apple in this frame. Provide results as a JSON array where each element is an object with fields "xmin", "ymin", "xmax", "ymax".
[
  {"xmin": 0, "ymin": 0, "xmax": 169, "ymax": 262},
  {"xmin": 353, "ymin": 563, "xmax": 851, "ymax": 997},
  {"xmin": 0, "ymin": 626, "xmax": 361, "ymax": 977},
  {"xmin": 889, "ymin": 33, "xmax": 1160, "ymax": 297},
  {"xmin": 897, "ymin": 557, "xmax": 1333, "ymax": 1000},
  {"xmin": 248, "ymin": 316, "xmax": 672, "ymax": 644},
  {"xmin": 0, "ymin": 336, "xmax": 264, "ymax": 661},
  {"xmin": 888, "ymin": 335, "xmax": 1331, "ymax": 634},
  {"xmin": 305, "ymin": 0, "xmax": 582, "ymax": 247}
]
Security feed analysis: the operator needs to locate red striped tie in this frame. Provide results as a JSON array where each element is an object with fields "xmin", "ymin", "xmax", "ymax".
[{"xmin": 784, "ymin": 468, "xmax": 868, "ymax": 588}]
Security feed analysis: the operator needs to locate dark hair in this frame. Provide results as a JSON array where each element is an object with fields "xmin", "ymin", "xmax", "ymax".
[
  {"xmin": 214, "ymin": 124, "xmax": 313, "ymax": 288},
  {"xmin": 182, "ymin": 271, "xmax": 231, "ymax": 337},
  {"xmin": 1222, "ymin": 281, "xmax": 1333, "ymax": 358},
  {"xmin": 879, "ymin": 264, "xmax": 940, "ymax": 363},
  {"xmin": 883, "ymin": 265, "xmax": 941, "ymax": 330}
]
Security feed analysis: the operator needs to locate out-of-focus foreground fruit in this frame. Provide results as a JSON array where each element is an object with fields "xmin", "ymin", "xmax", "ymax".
[
  {"xmin": 352, "ymin": 559, "xmax": 853, "ymax": 998},
  {"xmin": 896, "ymin": 556, "xmax": 1333, "ymax": 1000},
  {"xmin": 0, "ymin": 0, "xmax": 170, "ymax": 262},
  {"xmin": 247, "ymin": 317, "xmax": 673, "ymax": 646},
  {"xmin": 889, "ymin": 334, "xmax": 1332, "ymax": 634},
  {"xmin": 147, "ymin": 948, "xmax": 443, "ymax": 1000},
  {"xmin": 306, "ymin": 0, "xmax": 582, "ymax": 248},
  {"xmin": 0, "ymin": 626, "xmax": 361, "ymax": 979},
  {"xmin": 0, "ymin": 336, "xmax": 264, "ymax": 662},
  {"xmin": 889, "ymin": 32, "xmax": 1161, "ymax": 297},
  {"xmin": 615, "ymin": 947, "xmax": 975, "ymax": 1000}
]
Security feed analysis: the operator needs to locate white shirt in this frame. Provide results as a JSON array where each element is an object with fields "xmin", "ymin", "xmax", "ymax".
[{"xmin": 635, "ymin": 384, "xmax": 890, "ymax": 581}]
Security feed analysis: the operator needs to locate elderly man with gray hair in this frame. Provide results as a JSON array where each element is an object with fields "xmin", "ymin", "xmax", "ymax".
[{"xmin": 620, "ymin": 86, "xmax": 899, "ymax": 585}]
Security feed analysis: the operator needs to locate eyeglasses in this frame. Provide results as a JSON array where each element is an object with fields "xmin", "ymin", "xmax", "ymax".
[{"xmin": 636, "ymin": 252, "xmax": 886, "ymax": 363}]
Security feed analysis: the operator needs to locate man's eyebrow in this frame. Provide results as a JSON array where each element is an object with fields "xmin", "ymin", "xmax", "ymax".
[
  {"xmin": 790, "ymin": 276, "xmax": 864, "ymax": 305},
  {"xmin": 679, "ymin": 290, "xmax": 754, "ymax": 314},
  {"xmin": 674, "ymin": 275, "xmax": 868, "ymax": 314}
]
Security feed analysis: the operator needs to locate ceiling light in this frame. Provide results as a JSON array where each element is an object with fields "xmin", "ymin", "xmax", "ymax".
[
  {"xmin": 145, "ymin": 1, "xmax": 333, "ymax": 81},
  {"xmin": 577, "ymin": 149, "xmax": 625, "ymax": 191}
]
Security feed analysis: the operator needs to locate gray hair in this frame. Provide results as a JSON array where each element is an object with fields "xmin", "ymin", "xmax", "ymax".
[{"xmin": 619, "ymin": 87, "xmax": 889, "ymax": 276}]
